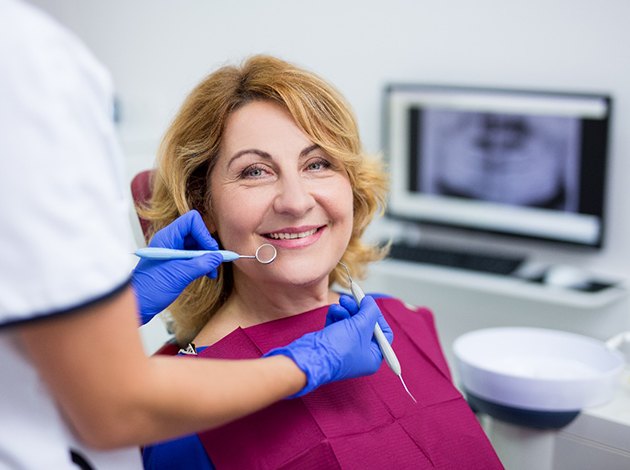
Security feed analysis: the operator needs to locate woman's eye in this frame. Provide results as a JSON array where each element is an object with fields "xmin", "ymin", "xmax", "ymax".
[
  {"xmin": 240, "ymin": 164, "xmax": 270, "ymax": 179},
  {"xmin": 306, "ymin": 158, "xmax": 332, "ymax": 172}
]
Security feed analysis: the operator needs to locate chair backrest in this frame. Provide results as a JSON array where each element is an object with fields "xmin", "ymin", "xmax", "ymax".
[{"xmin": 130, "ymin": 169, "xmax": 154, "ymax": 243}]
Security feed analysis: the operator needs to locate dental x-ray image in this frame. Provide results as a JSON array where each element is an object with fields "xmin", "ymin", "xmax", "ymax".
[{"xmin": 417, "ymin": 109, "xmax": 582, "ymax": 211}]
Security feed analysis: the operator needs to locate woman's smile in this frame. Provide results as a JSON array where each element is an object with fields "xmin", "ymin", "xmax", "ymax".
[{"xmin": 262, "ymin": 224, "xmax": 327, "ymax": 249}]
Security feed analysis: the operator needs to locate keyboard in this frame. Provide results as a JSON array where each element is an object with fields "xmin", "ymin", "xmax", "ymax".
[{"xmin": 386, "ymin": 242, "xmax": 525, "ymax": 276}]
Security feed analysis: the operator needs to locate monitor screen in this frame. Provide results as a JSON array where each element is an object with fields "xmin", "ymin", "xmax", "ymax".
[{"xmin": 383, "ymin": 84, "xmax": 611, "ymax": 248}]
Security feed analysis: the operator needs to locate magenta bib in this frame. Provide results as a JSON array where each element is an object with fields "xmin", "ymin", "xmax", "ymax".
[{"xmin": 192, "ymin": 297, "xmax": 502, "ymax": 469}]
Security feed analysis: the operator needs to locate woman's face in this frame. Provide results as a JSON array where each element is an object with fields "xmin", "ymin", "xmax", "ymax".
[{"xmin": 208, "ymin": 100, "xmax": 354, "ymax": 289}]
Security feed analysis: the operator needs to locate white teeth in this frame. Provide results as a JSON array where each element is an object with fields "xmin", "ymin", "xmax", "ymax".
[{"xmin": 268, "ymin": 228, "xmax": 318, "ymax": 240}]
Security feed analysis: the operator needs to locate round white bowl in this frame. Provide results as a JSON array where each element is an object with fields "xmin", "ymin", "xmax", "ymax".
[{"xmin": 453, "ymin": 327, "xmax": 624, "ymax": 413}]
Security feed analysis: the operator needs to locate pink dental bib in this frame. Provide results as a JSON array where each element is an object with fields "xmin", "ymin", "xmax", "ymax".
[{"xmin": 186, "ymin": 297, "xmax": 502, "ymax": 469}]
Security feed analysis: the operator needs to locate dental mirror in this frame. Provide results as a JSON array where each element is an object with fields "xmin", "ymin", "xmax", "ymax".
[
  {"xmin": 238, "ymin": 243, "xmax": 277, "ymax": 264},
  {"xmin": 256, "ymin": 243, "xmax": 277, "ymax": 264}
]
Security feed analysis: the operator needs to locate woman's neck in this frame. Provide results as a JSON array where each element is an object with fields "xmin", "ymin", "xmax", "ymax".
[{"xmin": 193, "ymin": 274, "xmax": 339, "ymax": 347}]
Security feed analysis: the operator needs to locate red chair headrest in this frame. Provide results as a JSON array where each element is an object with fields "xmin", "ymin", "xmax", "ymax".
[{"xmin": 130, "ymin": 169, "xmax": 154, "ymax": 242}]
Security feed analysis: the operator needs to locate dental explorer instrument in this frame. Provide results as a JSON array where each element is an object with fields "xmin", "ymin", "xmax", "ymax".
[
  {"xmin": 135, "ymin": 243, "xmax": 277, "ymax": 264},
  {"xmin": 340, "ymin": 262, "xmax": 417, "ymax": 403}
]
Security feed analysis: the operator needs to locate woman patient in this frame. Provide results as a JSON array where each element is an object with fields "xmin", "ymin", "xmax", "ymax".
[{"xmin": 140, "ymin": 55, "xmax": 502, "ymax": 469}]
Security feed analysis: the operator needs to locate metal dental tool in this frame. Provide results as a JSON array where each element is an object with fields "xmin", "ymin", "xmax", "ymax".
[
  {"xmin": 135, "ymin": 243, "xmax": 277, "ymax": 264},
  {"xmin": 339, "ymin": 262, "xmax": 417, "ymax": 403}
]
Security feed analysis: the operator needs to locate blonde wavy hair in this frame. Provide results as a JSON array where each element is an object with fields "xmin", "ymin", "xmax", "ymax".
[{"xmin": 140, "ymin": 55, "xmax": 388, "ymax": 344}]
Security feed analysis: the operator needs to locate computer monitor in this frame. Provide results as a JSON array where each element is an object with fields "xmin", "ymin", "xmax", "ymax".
[{"xmin": 383, "ymin": 84, "xmax": 612, "ymax": 248}]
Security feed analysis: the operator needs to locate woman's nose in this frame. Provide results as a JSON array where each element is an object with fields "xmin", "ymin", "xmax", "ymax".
[{"xmin": 273, "ymin": 174, "xmax": 316, "ymax": 216}]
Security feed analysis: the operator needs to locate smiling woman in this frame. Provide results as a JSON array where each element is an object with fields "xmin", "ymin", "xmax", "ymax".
[
  {"xmin": 141, "ymin": 55, "xmax": 387, "ymax": 344},
  {"xmin": 138, "ymin": 55, "xmax": 502, "ymax": 469}
]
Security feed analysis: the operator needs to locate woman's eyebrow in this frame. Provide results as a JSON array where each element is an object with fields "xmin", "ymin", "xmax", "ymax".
[
  {"xmin": 227, "ymin": 149, "xmax": 271, "ymax": 168},
  {"xmin": 227, "ymin": 144, "xmax": 321, "ymax": 168},
  {"xmin": 299, "ymin": 144, "xmax": 320, "ymax": 157}
]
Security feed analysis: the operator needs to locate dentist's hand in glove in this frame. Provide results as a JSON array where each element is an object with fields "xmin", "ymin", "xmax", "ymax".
[
  {"xmin": 132, "ymin": 210, "xmax": 223, "ymax": 325},
  {"xmin": 264, "ymin": 295, "xmax": 393, "ymax": 397}
]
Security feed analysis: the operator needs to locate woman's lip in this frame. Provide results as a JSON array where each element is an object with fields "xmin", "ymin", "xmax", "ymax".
[
  {"xmin": 264, "ymin": 225, "xmax": 321, "ymax": 235},
  {"xmin": 262, "ymin": 225, "xmax": 326, "ymax": 249}
]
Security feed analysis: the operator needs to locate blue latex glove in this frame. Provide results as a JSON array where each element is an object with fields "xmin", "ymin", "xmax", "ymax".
[
  {"xmin": 132, "ymin": 210, "xmax": 223, "ymax": 325},
  {"xmin": 264, "ymin": 295, "xmax": 393, "ymax": 397},
  {"xmin": 326, "ymin": 294, "xmax": 394, "ymax": 345}
]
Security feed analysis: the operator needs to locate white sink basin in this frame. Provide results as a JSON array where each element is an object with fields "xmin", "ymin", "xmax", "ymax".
[{"xmin": 453, "ymin": 327, "xmax": 624, "ymax": 427}]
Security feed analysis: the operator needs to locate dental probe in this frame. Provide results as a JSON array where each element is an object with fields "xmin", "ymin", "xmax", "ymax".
[
  {"xmin": 135, "ymin": 243, "xmax": 277, "ymax": 264},
  {"xmin": 340, "ymin": 263, "xmax": 417, "ymax": 403}
]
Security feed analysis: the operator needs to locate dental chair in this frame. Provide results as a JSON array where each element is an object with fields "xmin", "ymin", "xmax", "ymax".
[{"xmin": 130, "ymin": 169, "xmax": 154, "ymax": 243}]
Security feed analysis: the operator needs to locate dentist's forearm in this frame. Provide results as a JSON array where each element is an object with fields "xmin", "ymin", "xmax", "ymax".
[{"xmin": 19, "ymin": 287, "xmax": 306, "ymax": 449}]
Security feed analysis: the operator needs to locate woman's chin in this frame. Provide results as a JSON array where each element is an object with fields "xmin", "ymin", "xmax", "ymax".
[{"xmin": 274, "ymin": 272, "xmax": 328, "ymax": 289}]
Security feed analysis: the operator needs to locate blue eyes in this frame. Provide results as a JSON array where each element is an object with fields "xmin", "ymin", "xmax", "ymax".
[
  {"xmin": 306, "ymin": 160, "xmax": 331, "ymax": 171},
  {"xmin": 240, "ymin": 158, "xmax": 332, "ymax": 180},
  {"xmin": 241, "ymin": 165, "xmax": 268, "ymax": 179}
]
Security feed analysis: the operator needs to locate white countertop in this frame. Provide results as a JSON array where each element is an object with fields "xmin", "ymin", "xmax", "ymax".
[{"xmin": 585, "ymin": 367, "xmax": 630, "ymax": 426}]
